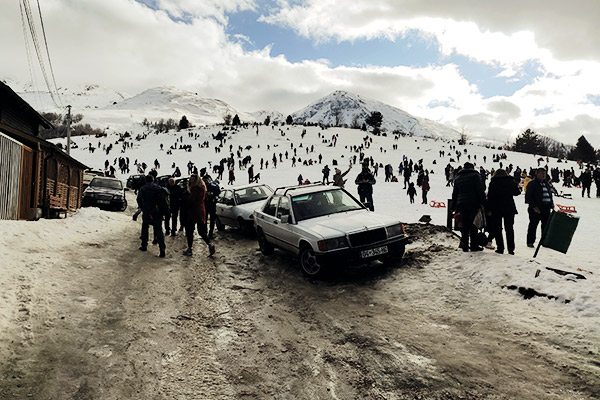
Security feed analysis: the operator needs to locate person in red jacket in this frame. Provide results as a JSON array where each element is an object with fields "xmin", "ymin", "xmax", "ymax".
[{"xmin": 183, "ymin": 174, "xmax": 215, "ymax": 257}]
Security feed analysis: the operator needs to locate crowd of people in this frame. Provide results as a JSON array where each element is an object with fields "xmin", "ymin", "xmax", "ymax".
[{"xmin": 84, "ymin": 123, "xmax": 598, "ymax": 258}]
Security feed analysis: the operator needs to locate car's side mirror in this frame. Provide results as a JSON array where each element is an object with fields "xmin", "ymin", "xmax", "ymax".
[
  {"xmin": 124, "ymin": 187, "xmax": 130, "ymax": 191},
  {"xmin": 280, "ymin": 215, "xmax": 290, "ymax": 224}
]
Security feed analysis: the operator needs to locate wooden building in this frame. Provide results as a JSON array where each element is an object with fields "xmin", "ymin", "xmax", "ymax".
[{"xmin": 0, "ymin": 81, "xmax": 87, "ymax": 220}]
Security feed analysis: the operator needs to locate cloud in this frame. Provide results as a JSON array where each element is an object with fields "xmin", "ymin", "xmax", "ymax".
[
  {"xmin": 1, "ymin": 0, "xmax": 599, "ymax": 146},
  {"xmin": 260, "ymin": 0, "xmax": 600, "ymax": 63},
  {"xmin": 487, "ymin": 99, "xmax": 521, "ymax": 124}
]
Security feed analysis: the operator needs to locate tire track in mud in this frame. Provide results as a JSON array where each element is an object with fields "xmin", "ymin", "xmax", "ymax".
[{"xmin": 202, "ymin": 224, "xmax": 599, "ymax": 399}]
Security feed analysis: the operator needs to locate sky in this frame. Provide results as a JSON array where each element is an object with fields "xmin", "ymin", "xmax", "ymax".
[{"xmin": 2, "ymin": 0, "xmax": 600, "ymax": 146}]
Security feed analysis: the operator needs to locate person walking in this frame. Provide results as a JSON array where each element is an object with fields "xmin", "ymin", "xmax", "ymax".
[
  {"xmin": 355, "ymin": 163, "xmax": 376, "ymax": 211},
  {"xmin": 421, "ymin": 175, "xmax": 430, "ymax": 204},
  {"xmin": 322, "ymin": 165, "xmax": 331, "ymax": 184},
  {"xmin": 407, "ymin": 182, "xmax": 417, "ymax": 204},
  {"xmin": 486, "ymin": 169, "xmax": 521, "ymax": 254},
  {"xmin": 525, "ymin": 168, "xmax": 554, "ymax": 248},
  {"xmin": 137, "ymin": 175, "xmax": 168, "ymax": 258},
  {"xmin": 183, "ymin": 174, "xmax": 215, "ymax": 257},
  {"xmin": 580, "ymin": 167, "xmax": 592, "ymax": 198},
  {"xmin": 166, "ymin": 178, "xmax": 182, "ymax": 236},
  {"xmin": 203, "ymin": 175, "xmax": 221, "ymax": 239},
  {"xmin": 451, "ymin": 162, "xmax": 486, "ymax": 252}
]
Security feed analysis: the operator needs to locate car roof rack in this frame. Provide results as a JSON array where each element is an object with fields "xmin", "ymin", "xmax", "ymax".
[{"xmin": 274, "ymin": 182, "xmax": 328, "ymax": 196}]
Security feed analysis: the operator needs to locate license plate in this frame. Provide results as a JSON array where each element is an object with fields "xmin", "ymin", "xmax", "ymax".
[
  {"xmin": 97, "ymin": 200, "xmax": 110, "ymax": 204},
  {"xmin": 360, "ymin": 245, "xmax": 388, "ymax": 259}
]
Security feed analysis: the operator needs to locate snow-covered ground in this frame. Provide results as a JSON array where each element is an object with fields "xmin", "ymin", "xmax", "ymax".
[
  {"xmin": 2, "ymin": 123, "xmax": 598, "ymax": 397},
  {"xmin": 48, "ymin": 124, "xmax": 597, "ymax": 313}
]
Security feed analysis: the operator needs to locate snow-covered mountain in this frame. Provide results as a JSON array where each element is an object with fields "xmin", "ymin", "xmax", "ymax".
[
  {"xmin": 292, "ymin": 90, "xmax": 461, "ymax": 139},
  {"xmin": 249, "ymin": 110, "xmax": 285, "ymax": 123},
  {"xmin": 5, "ymin": 80, "xmax": 127, "ymax": 113},
  {"xmin": 105, "ymin": 86, "xmax": 248, "ymax": 126},
  {"xmin": 12, "ymin": 82, "xmax": 460, "ymax": 139}
]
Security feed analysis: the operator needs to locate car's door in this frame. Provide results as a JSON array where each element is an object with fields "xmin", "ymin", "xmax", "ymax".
[
  {"xmin": 272, "ymin": 196, "xmax": 298, "ymax": 253},
  {"xmin": 216, "ymin": 190, "xmax": 236, "ymax": 226},
  {"xmin": 256, "ymin": 195, "xmax": 281, "ymax": 246}
]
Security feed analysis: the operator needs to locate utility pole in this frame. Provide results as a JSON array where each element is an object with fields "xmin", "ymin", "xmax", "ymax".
[{"xmin": 66, "ymin": 105, "xmax": 72, "ymax": 155}]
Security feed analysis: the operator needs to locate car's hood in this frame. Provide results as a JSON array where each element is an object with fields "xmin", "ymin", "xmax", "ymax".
[
  {"xmin": 298, "ymin": 210, "xmax": 400, "ymax": 238},
  {"xmin": 236, "ymin": 200, "xmax": 268, "ymax": 214},
  {"xmin": 84, "ymin": 186, "xmax": 122, "ymax": 195}
]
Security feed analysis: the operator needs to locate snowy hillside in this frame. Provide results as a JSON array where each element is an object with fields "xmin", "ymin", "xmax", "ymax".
[
  {"xmin": 6, "ymin": 80, "xmax": 126, "ymax": 113},
  {"xmin": 248, "ymin": 110, "xmax": 285, "ymax": 123},
  {"xmin": 292, "ymin": 90, "xmax": 461, "ymax": 139},
  {"xmin": 50, "ymin": 122, "xmax": 598, "ymax": 320}
]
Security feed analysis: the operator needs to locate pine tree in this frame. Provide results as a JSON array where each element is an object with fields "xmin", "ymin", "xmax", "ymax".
[
  {"xmin": 365, "ymin": 111, "xmax": 383, "ymax": 134},
  {"xmin": 264, "ymin": 116, "xmax": 271, "ymax": 126},
  {"xmin": 178, "ymin": 115, "xmax": 189, "ymax": 130},
  {"xmin": 286, "ymin": 115, "xmax": 293, "ymax": 125},
  {"xmin": 513, "ymin": 129, "xmax": 547, "ymax": 155},
  {"xmin": 569, "ymin": 135, "xmax": 597, "ymax": 163},
  {"xmin": 232, "ymin": 114, "xmax": 241, "ymax": 126}
]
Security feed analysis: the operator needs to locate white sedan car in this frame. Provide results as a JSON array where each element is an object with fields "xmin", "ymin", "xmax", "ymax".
[
  {"xmin": 254, "ymin": 184, "xmax": 409, "ymax": 277},
  {"xmin": 215, "ymin": 183, "xmax": 274, "ymax": 234}
]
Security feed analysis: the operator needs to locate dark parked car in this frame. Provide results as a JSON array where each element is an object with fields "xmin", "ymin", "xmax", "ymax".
[
  {"xmin": 156, "ymin": 175, "xmax": 171, "ymax": 187},
  {"xmin": 83, "ymin": 169, "xmax": 105, "ymax": 190},
  {"xmin": 82, "ymin": 177, "xmax": 127, "ymax": 211},
  {"xmin": 126, "ymin": 174, "xmax": 145, "ymax": 192}
]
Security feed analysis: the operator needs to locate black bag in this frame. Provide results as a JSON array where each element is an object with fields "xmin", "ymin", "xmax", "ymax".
[{"xmin": 476, "ymin": 231, "xmax": 488, "ymax": 247}]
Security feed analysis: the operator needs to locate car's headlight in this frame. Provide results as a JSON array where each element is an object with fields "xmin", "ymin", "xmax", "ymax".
[
  {"xmin": 386, "ymin": 223, "xmax": 405, "ymax": 238},
  {"xmin": 83, "ymin": 191, "xmax": 94, "ymax": 198},
  {"xmin": 317, "ymin": 236, "xmax": 349, "ymax": 251},
  {"xmin": 113, "ymin": 193, "xmax": 124, "ymax": 199}
]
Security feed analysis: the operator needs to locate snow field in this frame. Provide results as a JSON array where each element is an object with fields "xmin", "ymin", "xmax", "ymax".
[{"xmin": 45, "ymin": 124, "xmax": 598, "ymax": 324}]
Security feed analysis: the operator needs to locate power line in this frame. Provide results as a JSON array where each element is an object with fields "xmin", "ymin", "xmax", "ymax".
[
  {"xmin": 36, "ymin": 0, "xmax": 62, "ymax": 108},
  {"xmin": 20, "ymin": 0, "xmax": 62, "ymax": 108},
  {"xmin": 19, "ymin": 1, "xmax": 42, "ymax": 108}
]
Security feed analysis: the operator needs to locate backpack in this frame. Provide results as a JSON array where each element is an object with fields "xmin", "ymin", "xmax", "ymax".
[{"xmin": 152, "ymin": 186, "xmax": 170, "ymax": 216}]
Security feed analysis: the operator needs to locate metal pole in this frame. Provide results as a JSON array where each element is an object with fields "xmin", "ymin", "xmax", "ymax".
[{"xmin": 66, "ymin": 105, "xmax": 72, "ymax": 155}]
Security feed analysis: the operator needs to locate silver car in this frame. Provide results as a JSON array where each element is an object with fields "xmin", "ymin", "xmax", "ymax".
[
  {"xmin": 215, "ymin": 183, "xmax": 274, "ymax": 234},
  {"xmin": 254, "ymin": 184, "xmax": 409, "ymax": 278}
]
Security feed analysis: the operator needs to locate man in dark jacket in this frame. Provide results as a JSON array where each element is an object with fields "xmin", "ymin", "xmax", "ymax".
[
  {"xmin": 580, "ymin": 168, "xmax": 593, "ymax": 198},
  {"xmin": 355, "ymin": 164, "xmax": 376, "ymax": 211},
  {"xmin": 451, "ymin": 162, "xmax": 486, "ymax": 251},
  {"xmin": 203, "ymin": 175, "xmax": 221, "ymax": 239},
  {"xmin": 487, "ymin": 169, "xmax": 521, "ymax": 254},
  {"xmin": 166, "ymin": 178, "xmax": 182, "ymax": 236},
  {"xmin": 137, "ymin": 175, "xmax": 167, "ymax": 257},
  {"xmin": 525, "ymin": 168, "xmax": 554, "ymax": 247}
]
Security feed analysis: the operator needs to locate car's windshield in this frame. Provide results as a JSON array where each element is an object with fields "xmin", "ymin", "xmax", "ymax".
[
  {"xmin": 291, "ymin": 189, "xmax": 363, "ymax": 221},
  {"xmin": 234, "ymin": 185, "xmax": 273, "ymax": 205},
  {"xmin": 90, "ymin": 178, "xmax": 122, "ymax": 190}
]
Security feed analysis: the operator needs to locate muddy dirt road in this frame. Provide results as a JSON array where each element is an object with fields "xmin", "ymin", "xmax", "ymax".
[{"xmin": 1, "ymin": 213, "xmax": 599, "ymax": 399}]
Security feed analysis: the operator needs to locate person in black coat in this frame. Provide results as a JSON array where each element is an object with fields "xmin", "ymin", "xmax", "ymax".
[
  {"xmin": 166, "ymin": 178, "xmax": 182, "ymax": 236},
  {"xmin": 486, "ymin": 169, "xmax": 521, "ymax": 254},
  {"xmin": 137, "ymin": 175, "xmax": 167, "ymax": 257},
  {"xmin": 580, "ymin": 168, "xmax": 592, "ymax": 198},
  {"xmin": 203, "ymin": 175, "xmax": 221, "ymax": 239},
  {"xmin": 451, "ymin": 162, "xmax": 486, "ymax": 251},
  {"xmin": 355, "ymin": 164, "xmax": 376, "ymax": 211},
  {"xmin": 524, "ymin": 168, "xmax": 554, "ymax": 247}
]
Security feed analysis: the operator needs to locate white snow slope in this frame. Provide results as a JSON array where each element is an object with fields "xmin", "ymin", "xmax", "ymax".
[{"xmin": 50, "ymin": 123, "xmax": 597, "ymax": 312}]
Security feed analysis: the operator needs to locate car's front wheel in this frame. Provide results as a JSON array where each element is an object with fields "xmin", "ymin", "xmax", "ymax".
[
  {"xmin": 257, "ymin": 229, "xmax": 274, "ymax": 255},
  {"xmin": 118, "ymin": 199, "xmax": 128, "ymax": 212},
  {"xmin": 380, "ymin": 244, "xmax": 405, "ymax": 266},
  {"xmin": 299, "ymin": 244, "xmax": 325, "ymax": 278}
]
